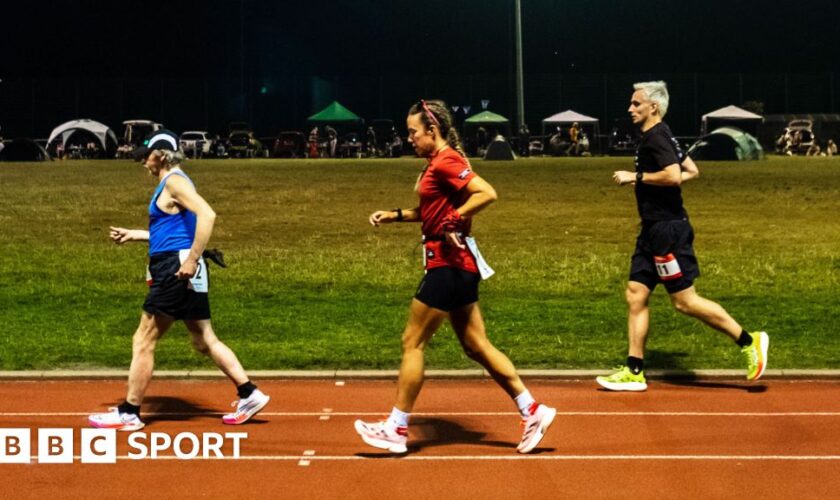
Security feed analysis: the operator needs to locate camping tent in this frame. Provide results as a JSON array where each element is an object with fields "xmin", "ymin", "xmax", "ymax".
[
  {"xmin": 484, "ymin": 137, "xmax": 515, "ymax": 160},
  {"xmin": 307, "ymin": 101, "xmax": 363, "ymax": 123},
  {"xmin": 47, "ymin": 119, "xmax": 118, "ymax": 158},
  {"xmin": 701, "ymin": 105, "xmax": 763, "ymax": 136},
  {"xmin": 463, "ymin": 111, "xmax": 511, "ymax": 155},
  {"xmin": 687, "ymin": 126, "xmax": 764, "ymax": 161},
  {"xmin": 541, "ymin": 109, "xmax": 601, "ymax": 153},
  {"xmin": 0, "ymin": 138, "xmax": 51, "ymax": 162}
]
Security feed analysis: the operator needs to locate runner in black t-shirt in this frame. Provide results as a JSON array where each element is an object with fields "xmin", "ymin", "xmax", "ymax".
[{"xmin": 597, "ymin": 81, "xmax": 769, "ymax": 391}]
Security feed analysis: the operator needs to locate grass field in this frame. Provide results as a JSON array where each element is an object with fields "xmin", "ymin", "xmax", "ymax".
[{"xmin": 0, "ymin": 156, "xmax": 838, "ymax": 371}]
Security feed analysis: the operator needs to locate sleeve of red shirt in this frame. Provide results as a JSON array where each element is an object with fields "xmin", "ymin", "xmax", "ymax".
[{"xmin": 434, "ymin": 154, "xmax": 476, "ymax": 191}]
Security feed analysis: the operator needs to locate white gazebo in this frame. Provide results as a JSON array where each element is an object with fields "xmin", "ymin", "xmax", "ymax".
[{"xmin": 701, "ymin": 105, "xmax": 763, "ymax": 135}]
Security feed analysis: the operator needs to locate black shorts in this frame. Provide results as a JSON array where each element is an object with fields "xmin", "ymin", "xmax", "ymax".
[
  {"xmin": 143, "ymin": 252, "xmax": 211, "ymax": 320},
  {"xmin": 414, "ymin": 267, "xmax": 480, "ymax": 312},
  {"xmin": 629, "ymin": 218, "xmax": 700, "ymax": 294}
]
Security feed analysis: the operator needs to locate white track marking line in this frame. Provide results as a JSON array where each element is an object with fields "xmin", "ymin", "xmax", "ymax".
[
  {"xmin": 335, "ymin": 381, "xmax": 345, "ymax": 386},
  {"xmin": 298, "ymin": 450, "xmax": 316, "ymax": 466},
  {"xmin": 27, "ymin": 454, "xmax": 840, "ymax": 461},
  {"xmin": 5, "ymin": 411, "xmax": 840, "ymax": 417}
]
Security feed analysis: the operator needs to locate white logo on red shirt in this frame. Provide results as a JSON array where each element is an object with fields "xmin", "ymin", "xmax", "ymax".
[{"xmin": 458, "ymin": 168, "xmax": 471, "ymax": 180}]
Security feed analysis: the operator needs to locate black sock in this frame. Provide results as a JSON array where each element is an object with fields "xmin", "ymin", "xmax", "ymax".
[
  {"xmin": 237, "ymin": 381, "xmax": 257, "ymax": 399},
  {"xmin": 627, "ymin": 356, "xmax": 644, "ymax": 374},
  {"xmin": 118, "ymin": 401, "xmax": 140, "ymax": 417},
  {"xmin": 736, "ymin": 330, "xmax": 753, "ymax": 348}
]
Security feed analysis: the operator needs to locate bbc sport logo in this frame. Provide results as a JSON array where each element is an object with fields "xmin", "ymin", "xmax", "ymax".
[{"xmin": 0, "ymin": 428, "xmax": 247, "ymax": 463}]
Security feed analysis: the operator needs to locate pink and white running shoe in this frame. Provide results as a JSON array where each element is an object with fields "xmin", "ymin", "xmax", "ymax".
[
  {"xmin": 223, "ymin": 389, "xmax": 270, "ymax": 425},
  {"xmin": 88, "ymin": 407, "xmax": 145, "ymax": 431},
  {"xmin": 517, "ymin": 403, "xmax": 556, "ymax": 453},
  {"xmin": 354, "ymin": 419, "xmax": 408, "ymax": 453}
]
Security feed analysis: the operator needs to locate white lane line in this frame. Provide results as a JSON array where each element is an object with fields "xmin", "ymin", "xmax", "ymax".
[
  {"xmin": 28, "ymin": 454, "xmax": 840, "ymax": 461},
  {"xmin": 298, "ymin": 450, "xmax": 316, "ymax": 466},
  {"xmin": 5, "ymin": 411, "xmax": 840, "ymax": 417}
]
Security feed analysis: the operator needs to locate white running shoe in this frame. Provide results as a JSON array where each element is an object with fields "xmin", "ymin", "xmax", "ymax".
[
  {"xmin": 354, "ymin": 419, "xmax": 408, "ymax": 453},
  {"xmin": 517, "ymin": 403, "xmax": 556, "ymax": 454},
  {"xmin": 223, "ymin": 389, "xmax": 270, "ymax": 425},
  {"xmin": 88, "ymin": 407, "xmax": 145, "ymax": 431}
]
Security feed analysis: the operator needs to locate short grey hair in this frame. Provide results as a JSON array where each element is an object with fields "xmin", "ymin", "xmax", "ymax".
[
  {"xmin": 633, "ymin": 80, "xmax": 669, "ymax": 118},
  {"xmin": 156, "ymin": 149, "xmax": 185, "ymax": 167}
]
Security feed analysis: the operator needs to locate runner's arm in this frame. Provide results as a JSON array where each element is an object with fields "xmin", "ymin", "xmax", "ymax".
[
  {"xmin": 454, "ymin": 175, "xmax": 497, "ymax": 218},
  {"xmin": 369, "ymin": 206, "xmax": 421, "ymax": 226},
  {"xmin": 615, "ymin": 164, "xmax": 682, "ymax": 186},
  {"xmin": 109, "ymin": 227, "xmax": 149, "ymax": 244},
  {"xmin": 166, "ymin": 175, "xmax": 216, "ymax": 274},
  {"xmin": 680, "ymin": 155, "xmax": 700, "ymax": 182}
]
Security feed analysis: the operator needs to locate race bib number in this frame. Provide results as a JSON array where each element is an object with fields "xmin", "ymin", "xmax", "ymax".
[
  {"xmin": 654, "ymin": 253, "xmax": 682, "ymax": 281},
  {"xmin": 179, "ymin": 250, "xmax": 209, "ymax": 293},
  {"xmin": 465, "ymin": 236, "xmax": 495, "ymax": 280}
]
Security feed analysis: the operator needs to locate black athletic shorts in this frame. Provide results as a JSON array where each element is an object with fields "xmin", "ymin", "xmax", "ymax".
[
  {"xmin": 629, "ymin": 218, "xmax": 700, "ymax": 294},
  {"xmin": 414, "ymin": 267, "xmax": 480, "ymax": 312},
  {"xmin": 143, "ymin": 252, "xmax": 211, "ymax": 320}
]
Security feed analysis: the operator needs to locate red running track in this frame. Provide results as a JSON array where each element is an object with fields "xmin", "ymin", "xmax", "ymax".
[{"xmin": 1, "ymin": 378, "xmax": 839, "ymax": 499}]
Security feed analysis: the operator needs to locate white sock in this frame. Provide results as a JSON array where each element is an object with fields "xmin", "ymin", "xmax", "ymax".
[
  {"xmin": 514, "ymin": 390, "xmax": 536, "ymax": 418},
  {"xmin": 386, "ymin": 407, "xmax": 410, "ymax": 429}
]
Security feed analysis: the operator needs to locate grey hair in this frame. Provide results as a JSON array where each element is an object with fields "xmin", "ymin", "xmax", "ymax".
[
  {"xmin": 633, "ymin": 80, "xmax": 669, "ymax": 118},
  {"xmin": 156, "ymin": 149, "xmax": 185, "ymax": 167}
]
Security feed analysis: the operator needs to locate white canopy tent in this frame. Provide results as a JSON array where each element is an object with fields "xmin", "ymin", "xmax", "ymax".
[
  {"xmin": 541, "ymin": 109, "xmax": 601, "ymax": 153},
  {"xmin": 47, "ymin": 119, "xmax": 118, "ymax": 157},
  {"xmin": 542, "ymin": 109, "xmax": 600, "ymax": 134},
  {"xmin": 542, "ymin": 109, "xmax": 599, "ymax": 126},
  {"xmin": 701, "ymin": 105, "xmax": 763, "ymax": 135}
]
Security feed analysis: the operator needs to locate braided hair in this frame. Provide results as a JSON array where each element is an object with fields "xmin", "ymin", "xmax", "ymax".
[{"xmin": 408, "ymin": 99, "xmax": 468, "ymax": 159}]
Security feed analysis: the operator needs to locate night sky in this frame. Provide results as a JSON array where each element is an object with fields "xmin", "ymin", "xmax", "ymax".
[
  {"xmin": 4, "ymin": 0, "xmax": 837, "ymax": 78},
  {"xmin": 2, "ymin": 1, "xmax": 838, "ymax": 137}
]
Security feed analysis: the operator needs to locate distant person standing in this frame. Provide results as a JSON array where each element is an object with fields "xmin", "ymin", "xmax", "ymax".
[
  {"xmin": 325, "ymin": 125, "xmax": 338, "ymax": 158},
  {"xmin": 366, "ymin": 126, "xmax": 377, "ymax": 157},
  {"xmin": 826, "ymin": 139, "xmax": 837, "ymax": 156},
  {"xmin": 88, "ymin": 131, "xmax": 269, "ymax": 430},
  {"xmin": 566, "ymin": 122, "xmax": 581, "ymax": 156},
  {"xmin": 597, "ymin": 81, "xmax": 768, "ymax": 391},
  {"xmin": 518, "ymin": 124, "xmax": 530, "ymax": 157}
]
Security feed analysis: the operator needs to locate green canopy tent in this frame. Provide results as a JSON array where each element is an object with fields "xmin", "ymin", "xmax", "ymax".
[
  {"xmin": 463, "ymin": 110, "xmax": 511, "ymax": 156},
  {"xmin": 307, "ymin": 101, "xmax": 363, "ymax": 124},
  {"xmin": 687, "ymin": 126, "xmax": 764, "ymax": 161}
]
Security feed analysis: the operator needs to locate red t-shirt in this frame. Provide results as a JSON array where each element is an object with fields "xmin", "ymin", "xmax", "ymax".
[{"xmin": 417, "ymin": 147, "xmax": 478, "ymax": 273}]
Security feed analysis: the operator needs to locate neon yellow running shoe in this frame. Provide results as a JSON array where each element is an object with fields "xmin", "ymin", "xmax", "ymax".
[
  {"xmin": 742, "ymin": 331, "xmax": 769, "ymax": 381},
  {"xmin": 596, "ymin": 366, "xmax": 647, "ymax": 391}
]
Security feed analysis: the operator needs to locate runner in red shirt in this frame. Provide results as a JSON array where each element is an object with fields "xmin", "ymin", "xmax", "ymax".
[{"xmin": 354, "ymin": 100, "xmax": 555, "ymax": 454}]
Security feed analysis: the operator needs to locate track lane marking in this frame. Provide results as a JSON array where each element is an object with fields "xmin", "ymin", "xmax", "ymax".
[
  {"xmin": 5, "ymin": 411, "xmax": 840, "ymax": 417},
  {"xmin": 23, "ymin": 454, "xmax": 840, "ymax": 461}
]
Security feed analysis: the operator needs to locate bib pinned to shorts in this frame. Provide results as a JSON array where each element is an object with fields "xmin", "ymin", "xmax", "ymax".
[
  {"xmin": 179, "ymin": 249, "xmax": 209, "ymax": 293},
  {"xmin": 654, "ymin": 253, "xmax": 682, "ymax": 281},
  {"xmin": 465, "ymin": 236, "xmax": 495, "ymax": 280}
]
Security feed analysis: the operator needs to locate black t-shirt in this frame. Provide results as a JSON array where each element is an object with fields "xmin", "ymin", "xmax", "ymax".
[{"xmin": 634, "ymin": 122, "xmax": 687, "ymax": 221}]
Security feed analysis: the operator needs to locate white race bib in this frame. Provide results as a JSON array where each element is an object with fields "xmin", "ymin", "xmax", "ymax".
[
  {"xmin": 654, "ymin": 253, "xmax": 682, "ymax": 281},
  {"xmin": 465, "ymin": 236, "xmax": 495, "ymax": 280},
  {"xmin": 179, "ymin": 250, "xmax": 209, "ymax": 293}
]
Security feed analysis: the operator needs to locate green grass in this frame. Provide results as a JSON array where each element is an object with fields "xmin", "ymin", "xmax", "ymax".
[{"xmin": 0, "ymin": 156, "xmax": 838, "ymax": 370}]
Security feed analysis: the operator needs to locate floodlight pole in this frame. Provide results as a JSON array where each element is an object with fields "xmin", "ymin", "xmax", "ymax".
[{"xmin": 514, "ymin": 0, "xmax": 525, "ymax": 130}]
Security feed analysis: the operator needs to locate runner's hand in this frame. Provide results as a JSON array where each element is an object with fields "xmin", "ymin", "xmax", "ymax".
[
  {"xmin": 175, "ymin": 260, "xmax": 198, "ymax": 280},
  {"xmin": 109, "ymin": 226, "xmax": 133, "ymax": 244},
  {"xmin": 445, "ymin": 230, "xmax": 466, "ymax": 250},
  {"xmin": 369, "ymin": 210, "xmax": 396, "ymax": 227},
  {"xmin": 612, "ymin": 170, "xmax": 636, "ymax": 185}
]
